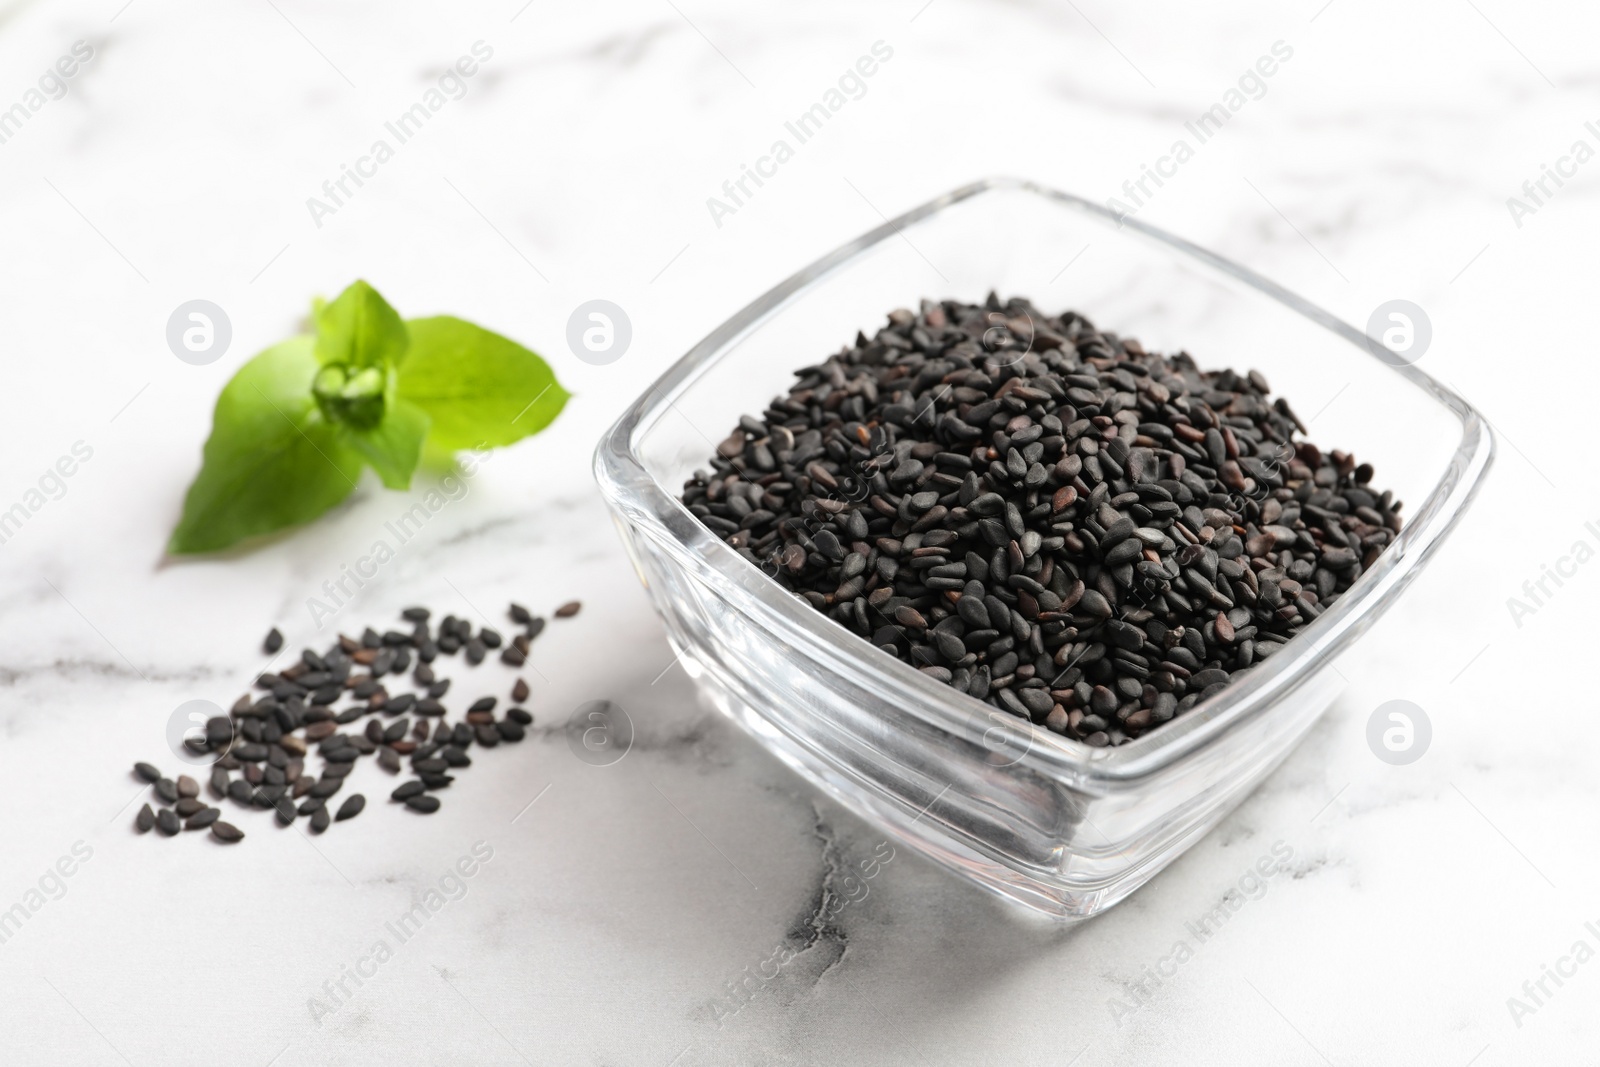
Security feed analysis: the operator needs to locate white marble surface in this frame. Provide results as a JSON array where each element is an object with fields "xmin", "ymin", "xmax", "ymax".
[{"xmin": 0, "ymin": 0, "xmax": 1596, "ymax": 1063}]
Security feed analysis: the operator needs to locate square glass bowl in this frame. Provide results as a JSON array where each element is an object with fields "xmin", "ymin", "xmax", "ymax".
[{"xmin": 594, "ymin": 178, "xmax": 1493, "ymax": 921}]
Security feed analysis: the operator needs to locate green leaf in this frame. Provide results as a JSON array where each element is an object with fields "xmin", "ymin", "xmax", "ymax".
[
  {"xmin": 169, "ymin": 337, "xmax": 364, "ymax": 554},
  {"xmin": 397, "ymin": 316, "xmax": 570, "ymax": 450},
  {"xmin": 315, "ymin": 280, "xmax": 408, "ymax": 370},
  {"xmin": 343, "ymin": 396, "xmax": 430, "ymax": 490}
]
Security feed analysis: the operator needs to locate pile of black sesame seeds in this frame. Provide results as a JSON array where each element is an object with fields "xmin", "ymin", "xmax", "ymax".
[
  {"xmin": 682, "ymin": 296, "xmax": 1402, "ymax": 746},
  {"xmin": 132, "ymin": 599, "xmax": 581, "ymax": 842}
]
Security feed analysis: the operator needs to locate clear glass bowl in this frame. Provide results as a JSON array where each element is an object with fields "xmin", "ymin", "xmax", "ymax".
[{"xmin": 594, "ymin": 178, "xmax": 1493, "ymax": 921}]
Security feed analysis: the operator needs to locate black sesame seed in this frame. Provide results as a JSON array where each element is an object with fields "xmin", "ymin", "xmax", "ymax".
[
  {"xmin": 678, "ymin": 297, "xmax": 1401, "ymax": 745},
  {"xmin": 336, "ymin": 795, "xmax": 365, "ymax": 821}
]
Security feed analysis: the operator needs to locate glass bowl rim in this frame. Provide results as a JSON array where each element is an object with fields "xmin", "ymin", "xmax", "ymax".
[{"xmin": 594, "ymin": 176, "xmax": 1494, "ymax": 783}]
